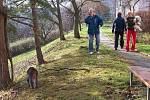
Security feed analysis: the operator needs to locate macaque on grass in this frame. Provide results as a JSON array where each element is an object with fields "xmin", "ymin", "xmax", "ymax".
[{"xmin": 27, "ymin": 67, "xmax": 38, "ymax": 89}]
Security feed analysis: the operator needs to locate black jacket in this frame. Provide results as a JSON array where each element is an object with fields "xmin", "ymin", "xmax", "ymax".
[{"xmin": 112, "ymin": 16, "xmax": 126, "ymax": 33}]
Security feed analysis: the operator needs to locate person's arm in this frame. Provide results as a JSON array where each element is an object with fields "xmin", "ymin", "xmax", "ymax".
[
  {"xmin": 126, "ymin": 17, "xmax": 129, "ymax": 30},
  {"xmin": 123, "ymin": 18, "xmax": 127, "ymax": 31},
  {"xmin": 112, "ymin": 20, "xmax": 116, "ymax": 33},
  {"xmin": 85, "ymin": 16, "xmax": 90, "ymax": 24},
  {"xmin": 133, "ymin": 17, "xmax": 136, "ymax": 25},
  {"xmin": 100, "ymin": 18, "xmax": 103, "ymax": 27},
  {"xmin": 126, "ymin": 17, "xmax": 129, "ymax": 24},
  {"xmin": 98, "ymin": 16, "xmax": 103, "ymax": 27}
]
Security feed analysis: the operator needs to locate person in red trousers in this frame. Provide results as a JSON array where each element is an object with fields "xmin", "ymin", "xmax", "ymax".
[{"xmin": 126, "ymin": 12, "xmax": 137, "ymax": 52}]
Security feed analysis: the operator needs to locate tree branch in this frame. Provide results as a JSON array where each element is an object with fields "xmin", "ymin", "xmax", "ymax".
[
  {"xmin": 77, "ymin": 0, "xmax": 88, "ymax": 9},
  {"xmin": 16, "ymin": 0, "xmax": 27, "ymax": 7},
  {"xmin": 9, "ymin": 15, "xmax": 32, "ymax": 20},
  {"xmin": 59, "ymin": 3, "xmax": 74, "ymax": 15},
  {"xmin": 48, "ymin": 17, "xmax": 59, "ymax": 25},
  {"xmin": 7, "ymin": 0, "xmax": 27, "ymax": 7},
  {"xmin": 37, "ymin": 0, "xmax": 58, "ymax": 18},
  {"xmin": 51, "ymin": 0, "xmax": 57, "ymax": 9},
  {"xmin": 133, "ymin": 0, "xmax": 140, "ymax": 13},
  {"xmin": 8, "ymin": 17, "xmax": 33, "ymax": 27}
]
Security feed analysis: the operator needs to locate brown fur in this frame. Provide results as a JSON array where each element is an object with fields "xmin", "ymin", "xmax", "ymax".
[{"xmin": 27, "ymin": 67, "xmax": 38, "ymax": 89}]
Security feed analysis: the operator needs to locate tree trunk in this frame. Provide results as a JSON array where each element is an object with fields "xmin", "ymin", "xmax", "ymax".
[
  {"xmin": 79, "ymin": 18, "xmax": 82, "ymax": 31},
  {"xmin": 79, "ymin": 8, "xmax": 82, "ymax": 31},
  {"xmin": 4, "ymin": 7, "xmax": 14, "ymax": 82},
  {"xmin": 71, "ymin": 0, "xmax": 80, "ymax": 38},
  {"xmin": 56, "ymin": 0, "xmax": 65, "ymax": 40},
  {"xmin": 74, "ymin": 13, "xmax": 80, "ymax": 38},
  {"xmin": 0, "ymin": 0, "xmax": 11, "ymax": 89},
  {"xmin": 30, "ymin": 0, "xmax": 45, "ymax": 65}
]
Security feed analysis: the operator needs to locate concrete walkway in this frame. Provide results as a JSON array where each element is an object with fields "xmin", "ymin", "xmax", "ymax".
[{"xmin": 100, "ymin": 33, "xmax": 150, "ymax": 68}]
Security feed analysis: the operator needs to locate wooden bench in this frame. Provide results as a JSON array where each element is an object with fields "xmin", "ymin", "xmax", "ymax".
[{"xmin": 129, "ymin": 66, "xmax": 150, "ymax": 100}]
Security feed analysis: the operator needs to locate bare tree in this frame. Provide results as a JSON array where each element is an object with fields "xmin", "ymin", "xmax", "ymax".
[
  {"xmin": 4, "ymin": 7, "xmax": 14, "ymax": 82},
  {"xmin": 0, "ymin": 0, "xmax": 12, "ymax": 89},
  {"xmin": 40, "ymin": 21, "xmax": 55, "ymax": 44},
  {"xmin": 61, "ymin": 0, "xmax": 89, "ymax": 38},
  {"xmin": 38, "ymin": 0, "xmax": 66, "ymax": 40},
  {"xmin": 56, "ymin": 0, "xmax": 66, "ymax": 40},
  {"xmin": 71, "ymin": 0, "xmax": 82, "ymax": 38},
  {"xmin": 30, "ymin": 0, "xmax": 45, "ymax": 65}
]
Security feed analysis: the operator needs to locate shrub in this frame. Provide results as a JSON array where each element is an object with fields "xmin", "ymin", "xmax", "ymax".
[
  {"xmin": 10, "ymin": 37, "xmax": 35, "ymax": 57},
  {"xmin": 9, "ymin": 31, "xmax": 60, "ymax": 57},
  {"xmin": 137, "ymin": 32, "xmax": 150, "ymax": 44}
]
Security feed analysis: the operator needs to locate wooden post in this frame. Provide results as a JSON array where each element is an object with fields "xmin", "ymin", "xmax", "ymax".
[
  {"xmin": 147, "ymin": 87, "xmax": 150, "ymax": 100},
  {"xmin": 130, "ymin": 72, "xmax": 133, "ymax": 86}
]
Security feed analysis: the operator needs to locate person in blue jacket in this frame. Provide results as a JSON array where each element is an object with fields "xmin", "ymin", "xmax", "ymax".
[
  {"xmin": 112, "ymin": 12, "xmax": 126, "ymax": 50},
  {"xmin": 85, "ymin": 8, "xmax": 103, "ymax": 54}
]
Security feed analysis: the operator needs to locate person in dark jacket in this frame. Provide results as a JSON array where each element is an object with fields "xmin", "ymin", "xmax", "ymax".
[
  {"xmin": 112, "ymin": 12, "xmax": 126, "ymax": 50},
  {"xmin": 85, "ymin": 8, "xmax": 103, "ymax": 54}
]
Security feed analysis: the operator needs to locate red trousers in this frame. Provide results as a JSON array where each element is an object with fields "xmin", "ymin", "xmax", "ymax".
[{"xmin": 126, "ymin": 29, "xmax": 137, "ymax": 51}]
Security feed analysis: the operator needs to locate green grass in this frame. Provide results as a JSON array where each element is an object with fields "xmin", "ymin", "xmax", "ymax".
[
  {"xmin": 101, "ymin": 22, "xmax": 150, "ymax": 55},
  {"xmin": 137, "ymin": 44, "xmax": 150, "ymax": 54},
  {"xmin": 10, "ymin": 37, "xmax": 34, "ymax": 47},
  {"xmin": 101, "ymin": 25, "xmax": 114, "ymax": 39},
  {"xmin": 12, "ymin": 37, "xmax": 60, "ymax": 65},
  {"xmin": 17, "ymin": 39, "xmax": 131, "ymax": 99},
  {"xmin": 1, "ymin": 25, "xmax": 146, "ymax": 99}
]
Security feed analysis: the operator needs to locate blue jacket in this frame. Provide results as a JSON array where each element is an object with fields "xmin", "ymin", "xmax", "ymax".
[
  {"xmin": 85, "ymin": 15, "xmax": 103, "ymax": 35},
  {"xmin": 112, "ymin": 16, "xmax": 126, "ymax": 32}
]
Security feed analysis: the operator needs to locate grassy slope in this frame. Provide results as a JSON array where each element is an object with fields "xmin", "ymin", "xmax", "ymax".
[
  {"xmin": 12, "ymin": 38, "xmax": 61, "ymax": 65},
  {"xmin": 101, "ymin": 24, "xmax": 150, "ymax": 55},
  {"xmin": 9, "ymin": 26, "xmax": 145, "ymax": 100}
]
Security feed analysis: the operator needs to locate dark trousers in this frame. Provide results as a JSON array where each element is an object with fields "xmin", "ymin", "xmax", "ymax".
[{"xmin": 114, "ymin": 31, "xmax": 124, "ymax": 49}]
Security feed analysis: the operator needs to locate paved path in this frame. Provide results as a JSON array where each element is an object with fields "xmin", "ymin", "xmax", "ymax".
[{"xmin": 100, "ymin": 33, "xmax": 150, "ymax": 68}]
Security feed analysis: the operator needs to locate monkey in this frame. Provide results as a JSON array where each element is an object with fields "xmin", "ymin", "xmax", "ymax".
[{"xmin": 27, "ymin": 67, "xmax": 38, "ymax": 89}]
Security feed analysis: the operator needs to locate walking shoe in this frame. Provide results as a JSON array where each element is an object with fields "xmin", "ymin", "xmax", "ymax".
[
  {"xmin": 89, "ymin": 52, "xmax": 93, "ymax": 55},
  {"xmin": 131, "ymin": 49, "xmax": 138, "ymax": 52},
  {"xmin": 96, "ymin": 51, "xmax": 100, "ymax": 54},
  {"xmin": 126, "ymin": 49, "xmax": 129, "ymax": 52},
  {"xmin": 113, "ymin": 48, "xmax": 117, "ymax": 50},
  {"xmin": 134, "ymin": 49, "xmax": 138, "ymax": 52}
]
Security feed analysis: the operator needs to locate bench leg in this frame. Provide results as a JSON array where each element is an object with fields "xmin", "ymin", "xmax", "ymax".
[
  {"xmin": 147, "ymin": 87, "xmax": 150, "ymax": 100},
  {"xmin": 130, "ymin": 72, "xmax": 133, "ymax": 86}
]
